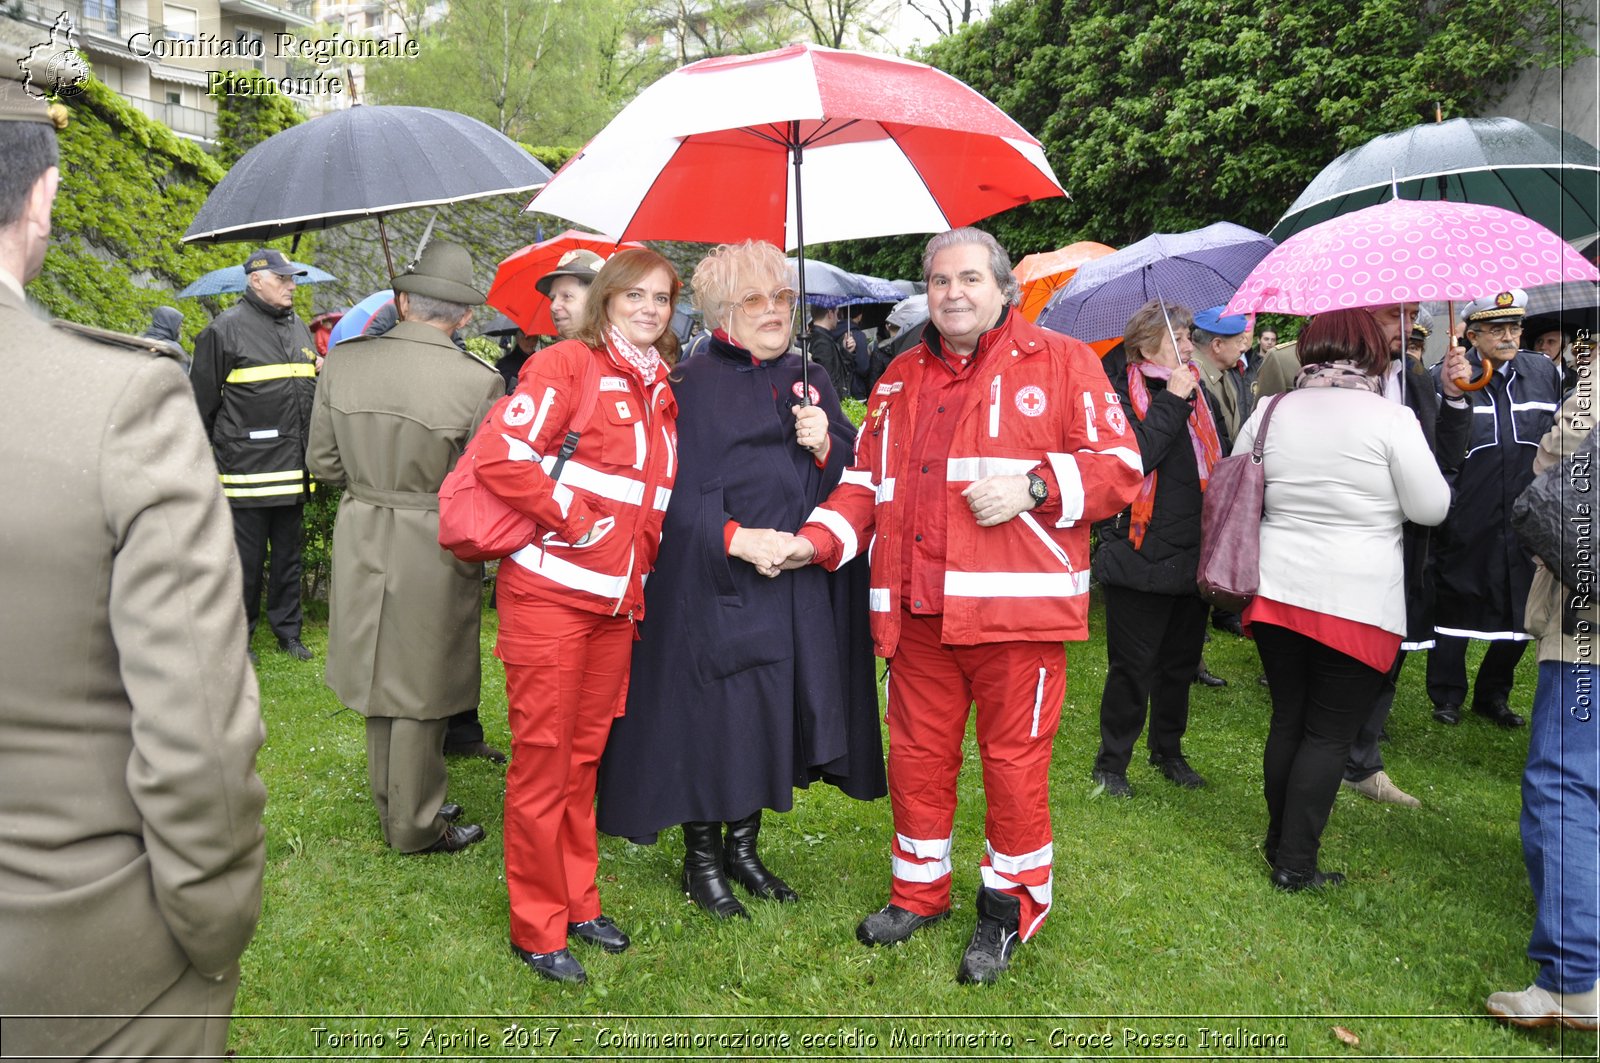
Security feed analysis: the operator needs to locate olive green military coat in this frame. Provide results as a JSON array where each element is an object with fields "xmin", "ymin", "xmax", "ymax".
[
  {"xmin": 0, "ymin": 284, "xmax": 267, "ymax": 1057},
  {"xmin": 307, "ymin": 320, "xmax": 504, "ymax": 719}
]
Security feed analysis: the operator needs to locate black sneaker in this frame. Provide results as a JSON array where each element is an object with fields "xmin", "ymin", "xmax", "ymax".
[
  {"xmin": 855, "ymin": 903, "xmax": 949, "ymax": 946},
  {"xmin": 278, "ymin": 637, "xmax": 313, "ymax": 661},
  {"xmin": 1091, "ymin": 769, "xmax": 1133, "ymax": 798},
  {"xmin": 511, "ymin": 944, "xmax": 586, "ymax": 984},
  {"xmin": 568, "ymin": 915, "xmax": 630, "ymax": 954},
  {"xmin": 956, "ymin": 887, "xmax": 1021, "ymax": 984},
  {"xmin": 1150, "ymin": 752, "xmax": 1206, "ymax": 789}
]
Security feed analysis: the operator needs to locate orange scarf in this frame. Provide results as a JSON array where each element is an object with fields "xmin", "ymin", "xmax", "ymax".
[{"xmin": 1125, "ymin": 360, "xmax": 1223, "ymax": 550}]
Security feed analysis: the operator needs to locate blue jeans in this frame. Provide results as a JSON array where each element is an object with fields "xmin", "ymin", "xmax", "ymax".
[{"xmin": 1523, "ymin": 660, "xmax": 1600, "ymax": 994}]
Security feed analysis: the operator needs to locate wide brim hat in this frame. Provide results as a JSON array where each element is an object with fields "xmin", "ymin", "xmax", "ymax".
[
  {"xmin": 535, "ymin": 249, "xmax": 604, "ymax": 297},
  {"xmin": 392, "ymin": 240, "xmax": 485, "ymax": 305}
]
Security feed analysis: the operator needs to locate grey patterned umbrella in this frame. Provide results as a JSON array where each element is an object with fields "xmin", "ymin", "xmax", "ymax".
[{"xmin": 1271, "ymin": 117, "xmax": 1600, "ymax": 244}]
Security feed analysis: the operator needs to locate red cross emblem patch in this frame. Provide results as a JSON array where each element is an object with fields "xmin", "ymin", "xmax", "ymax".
[
  {"xmin": 1014, "ymin": 385, "xmax": 1047, "ymax": 417},
  {"xmin": 503, "ymin": 393, "xmax": 534, "ymax": 426}
]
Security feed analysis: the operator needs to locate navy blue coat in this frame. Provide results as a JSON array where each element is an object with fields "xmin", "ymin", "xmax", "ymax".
[
  {"xmin": 1430, "ymin": 349, "xmax": 1561, "ymax": 635},
  {"xmin": 595, "ymin": 336, "xmax": 886, "ymax": 840}
]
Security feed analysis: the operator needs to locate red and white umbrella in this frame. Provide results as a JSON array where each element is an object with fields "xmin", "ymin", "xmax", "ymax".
[
  {"xmin": 487, "ymin": 230, "xmax": 642, "ymax": 337},
  {"xmin": 529, "ymin": 43, "xmax": 1062, "ymax": 393},
  {"xmin": 528, "ymin": 43, "xmax": 1062, "ymax": 251},
  {"xmin": 1225, "ymin": 199, "xmax": 1599, "ymax": 317}
]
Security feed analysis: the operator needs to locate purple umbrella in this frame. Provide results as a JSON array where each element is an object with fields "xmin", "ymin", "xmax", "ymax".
[{"xmin": 1038, "ymin": 222, "xmax": 1275, "ymax": 342}]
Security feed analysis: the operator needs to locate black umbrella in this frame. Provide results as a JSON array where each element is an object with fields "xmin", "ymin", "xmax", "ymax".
[
  {"xmin": 1270, "ymin": 116, "xmax": 1600, "ymax": 244},
  {"xmin": 183, "ymin": 105, "xmax": 552, "ymax": 274}
]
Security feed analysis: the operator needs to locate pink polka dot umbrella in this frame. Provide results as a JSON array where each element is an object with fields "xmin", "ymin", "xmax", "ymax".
[{"xmin": 1224, "ymin": 199, "xmax": 1598, "ymax": 317}]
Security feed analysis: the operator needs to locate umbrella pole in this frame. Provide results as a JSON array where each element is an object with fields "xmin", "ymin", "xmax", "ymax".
[
  {"xmin": 791, "ymin": 121, "xmax": 810, "ymax": 405},
  {"xmin": 378, "ymin": 216, "xmax": 396, "ymax": 280}
]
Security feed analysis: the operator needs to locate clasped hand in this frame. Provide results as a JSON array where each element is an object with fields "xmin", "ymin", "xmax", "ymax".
[
  {"xmin": 962, "ymin": 474, "xmax": 1033, "ymax": 527},
  {"xmin": 728, "ymin": 527, "xmax": 816, "ymax": 578}
]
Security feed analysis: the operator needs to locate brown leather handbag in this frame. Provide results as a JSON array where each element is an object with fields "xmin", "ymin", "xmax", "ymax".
[{"xmin": 1196, "ymin": 392, "xmax": 1288, "ymax": 612}]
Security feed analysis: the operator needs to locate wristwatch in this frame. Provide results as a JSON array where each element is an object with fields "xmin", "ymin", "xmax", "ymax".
[{"xmin": 1026, "ymin": 471, "xmax": 1048, "ymax": 508}]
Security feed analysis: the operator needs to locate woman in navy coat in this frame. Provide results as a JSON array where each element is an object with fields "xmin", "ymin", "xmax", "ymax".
[{"xmin": 596, "ymin": 240, "xmax": 885, "ymax": 920}]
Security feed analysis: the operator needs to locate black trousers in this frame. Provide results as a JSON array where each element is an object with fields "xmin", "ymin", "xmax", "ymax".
[
  {"xmin": 1425, "ymin": 635, "xmax": 1529, "ymax": 710},
  {"xmin": 1095, "ymin": 584, "xmax": 1208, "ymax": 774},
  {"xmin": 1344, "ymin": 650, "xmax": 1406, "ymax": 783},
  {"xmin": 444, "ymin": 708, "xmax": 485, "ymax": 746},
  {"xmin": 1256, "ymin": 623, "xmax": 1386, "ymax": 874},
  {"xmin": 232, "ymin": 503, "xmax": 303, "ymax": 643}
]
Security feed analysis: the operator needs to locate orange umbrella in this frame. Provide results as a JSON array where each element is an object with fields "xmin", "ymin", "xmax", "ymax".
[
  {"xmin": 487, "ymin": 230, "xmax": 642, "ymax": 336},
  {"xmin": 1014, "ymin": 241, "xmax": 1116, "ymax": 322}
]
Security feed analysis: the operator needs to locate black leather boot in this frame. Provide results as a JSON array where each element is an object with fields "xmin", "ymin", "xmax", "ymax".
[
  {"xmin": 956, "ymin": 887, "xmax": 1021, "ymax": 984},
  {"xmin": 681, "ymin": 822, "xmax": 748, "ymax": 920},
  {"xmin": 723, "ymin": 811, "xmax": 798, "ymax": 902}
]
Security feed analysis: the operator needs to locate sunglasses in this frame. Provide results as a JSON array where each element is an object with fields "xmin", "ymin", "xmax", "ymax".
[{"xmin": 737, "ymin": 288, "xmax": 798, "ymax": 316}]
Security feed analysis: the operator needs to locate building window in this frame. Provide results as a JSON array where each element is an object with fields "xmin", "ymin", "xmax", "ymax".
[
  {"xmin": 164, "ymin": 4, "xmax": 199, "ymax": 42},
  {"xmin": 81, "ymin": 0, "xmax": 120, "ymax": 31},
  {"xmin": 166, "ymin": 90, "xmax": 182, "ymax": 106}
]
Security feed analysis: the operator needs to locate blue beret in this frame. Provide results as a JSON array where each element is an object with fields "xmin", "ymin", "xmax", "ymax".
[{"xmin": 1193, "ymin": 306, "xmax": 1248, "ymax": 336}]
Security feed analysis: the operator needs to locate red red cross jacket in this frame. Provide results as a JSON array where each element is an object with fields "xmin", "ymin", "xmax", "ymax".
[
  {"xmin": 799, "ymin": 311, "xmax": 1142, "ymax": 656},
  {"xmin": 474, "ymin": 339, "xmax": 678, "ymax": 620}
]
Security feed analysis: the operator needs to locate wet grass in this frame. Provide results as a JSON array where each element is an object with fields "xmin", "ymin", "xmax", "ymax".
[{"xmin": 231, "ymin": 590, "xmax": 1596, "ymax": 1059}]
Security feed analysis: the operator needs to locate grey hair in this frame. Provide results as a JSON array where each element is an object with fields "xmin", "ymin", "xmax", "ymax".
[
  {"xmin": 921, "ymin": 227, "xmax": 1020, "ymax": 305},
  {"xmin": 1192, "ymin": 327, "xmax": 1223, "ymax": 350},
  {"xmin": 399, "ymin": 292, "xmax": 471, "ymax": 326}
]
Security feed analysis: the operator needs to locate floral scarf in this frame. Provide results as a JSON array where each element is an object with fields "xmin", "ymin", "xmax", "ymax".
[
  {"xmin": 607, "ymin": 324, "xmax": 663, "ymax": 382},
  {"xmin": 1125, "ymin": 360, "xmax": 1223, "ymax": 550},
  {"xmin": 1294, "ymin": 360, "xmax": 1385, "ymax": 394}
]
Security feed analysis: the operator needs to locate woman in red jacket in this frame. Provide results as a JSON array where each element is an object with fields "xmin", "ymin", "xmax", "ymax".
[{"xmin": 474, "ymin": 249, "xmax": 681, "ymax": 984}]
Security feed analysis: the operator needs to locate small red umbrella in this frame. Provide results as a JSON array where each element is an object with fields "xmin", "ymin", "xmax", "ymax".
[
  {"xmin": 487, "ymin": 230, "xmax": 642, "ymax": 336},
  {"xmin": 1014, "ymin": 241, "xmax": 1115, "ymax": 322}
]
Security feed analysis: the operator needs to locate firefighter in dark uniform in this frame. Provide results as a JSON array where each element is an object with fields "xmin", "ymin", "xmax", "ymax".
[
  {"xmin": 191, "ymin": 249, "xmax": 320, "ymax": 660},
  {"xmin": 1426, "ymin": 289, "xmax": 1562, "ymax": 727}
]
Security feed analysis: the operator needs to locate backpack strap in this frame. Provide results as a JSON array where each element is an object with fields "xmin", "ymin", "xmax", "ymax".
[{"xmin": 549, "ymin": 350, "xmax": 604, "ymax": 482}]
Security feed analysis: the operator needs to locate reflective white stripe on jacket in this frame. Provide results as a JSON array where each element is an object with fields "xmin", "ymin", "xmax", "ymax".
[
  {"xmin": 474, "ymin": 339, "xmax": 677, "ymax": 620},
  {"xmin": 802, "ymin": 312, "xmax": 1142, "ymax": 655}
]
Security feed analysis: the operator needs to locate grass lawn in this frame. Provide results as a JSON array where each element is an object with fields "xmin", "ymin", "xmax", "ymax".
[{"xmin": 233, "ymin": 591, "xmax": 1596, "ymax": 1060}]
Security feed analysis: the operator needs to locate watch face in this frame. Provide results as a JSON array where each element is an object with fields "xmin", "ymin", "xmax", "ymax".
[{"xmin": 1029, "ymin": 476, "xmax": 1047, "ymax": 500}]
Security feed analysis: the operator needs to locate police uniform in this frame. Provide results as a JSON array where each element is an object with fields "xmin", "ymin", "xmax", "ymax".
[
  {"xmin": 1427, "ymin": 290, "xmax": 1562, "ymax": 725},
  {"xmin": 190, "ymin": 250, "xmax": 319, "ymax": 652},
  {"xmin": 0, "ymin": 80, "xmax": 266, "ymax": 1058}
]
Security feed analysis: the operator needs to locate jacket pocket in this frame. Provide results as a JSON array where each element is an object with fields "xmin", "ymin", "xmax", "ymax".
[{"xmin": 600, "ymin": 393, "xmax": 647, "ymax": 470}]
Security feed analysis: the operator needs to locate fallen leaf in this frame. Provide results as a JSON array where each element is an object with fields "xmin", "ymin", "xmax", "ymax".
[{"xmin": 1332, "ymin": 1025, "xmax": 1360, "ymax": 1047}]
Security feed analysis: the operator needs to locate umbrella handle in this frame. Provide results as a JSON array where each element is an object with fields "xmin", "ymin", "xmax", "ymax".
[{"xmin": 1457, "ymin": 356, "xmax": 1498, "ymax": 392}]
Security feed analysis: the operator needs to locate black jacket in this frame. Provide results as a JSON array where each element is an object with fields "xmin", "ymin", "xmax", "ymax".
[
  {"xmin": 1429, "ymin": 349, "xmax": 1561, "ymax": 635},
  {"xmin": 1092, "ymin": 345, "xmax": 1204, "ymax": 596},
  {"xmin": 805, "ymin": 326, "xmax": 850, "ymax": 399},
  {"xmin": 190, "ymin": 290, "xmax": 318, "ymax": 508}
]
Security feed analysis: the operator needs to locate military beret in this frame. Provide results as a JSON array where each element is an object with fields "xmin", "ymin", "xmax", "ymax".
[{"xmin": 1193, "ymin": 305, "xmax": 1249, "ymax": 336}]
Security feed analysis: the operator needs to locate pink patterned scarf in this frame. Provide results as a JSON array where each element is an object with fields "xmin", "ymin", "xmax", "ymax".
[{"xmin": 607, "ymin": 324, "xmax": 663, "ymax": 382}]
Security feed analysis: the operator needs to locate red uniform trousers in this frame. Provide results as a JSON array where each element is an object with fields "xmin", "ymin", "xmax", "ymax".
[
  {"xmin": 886, "ymin": 612, "xmax": 1065, "ymax": 941},
  {"xmin": 497, "ymin": 586, "xmax": 634, "ymax": 954}
]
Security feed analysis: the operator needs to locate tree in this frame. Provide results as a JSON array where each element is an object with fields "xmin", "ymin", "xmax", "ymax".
[
  {"xmin": 363, "ymin": 0, "xmax": 627, "ymax": 144},
  {"xmin": 776, "ymin": 0, "xmax": 899, "ymax": 48},
  {"xmin": 905, "ymin": 0, "xmax": 983, "ymax": 38},
  {"xmin": 820, "ymin": 0, "xmax": 1593, "ymax": 279},
  {"xmin": 633, "ymin": 0, "xmax": 800, "ymax": 66}
]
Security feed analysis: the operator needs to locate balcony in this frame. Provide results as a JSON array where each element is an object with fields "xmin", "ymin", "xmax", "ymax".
[{"xmin": 120, "ymin": 91, "xmax": 218, "ymax": 141}]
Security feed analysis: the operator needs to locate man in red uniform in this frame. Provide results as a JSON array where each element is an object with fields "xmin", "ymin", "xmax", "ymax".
[{"xmin": 780, "ymin": 228, "xmax": 1143, "ymax": 983}]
